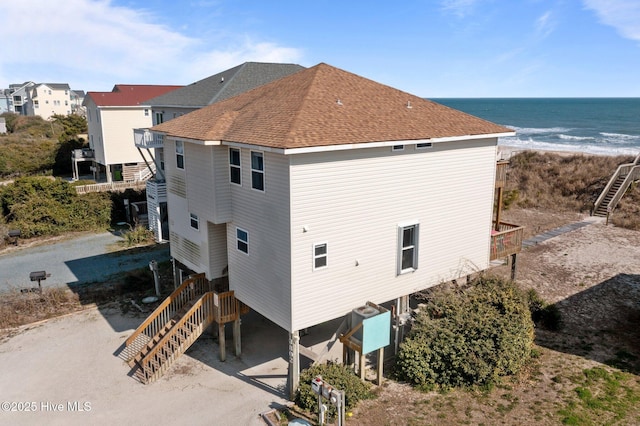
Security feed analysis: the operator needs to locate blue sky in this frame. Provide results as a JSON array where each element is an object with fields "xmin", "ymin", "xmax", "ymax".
[{"xmin": 1, "ymin": 0, "xmax": 639, "ymax": 97}]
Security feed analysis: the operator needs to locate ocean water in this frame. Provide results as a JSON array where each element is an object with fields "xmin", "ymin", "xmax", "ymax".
[{"xmin": 434, "ymin": 98, "xmax": 640, "ymax": 156}]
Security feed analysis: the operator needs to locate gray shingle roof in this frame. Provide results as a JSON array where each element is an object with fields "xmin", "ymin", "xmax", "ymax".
[{"xmin": 143, "ymin": 62, "xmax": 304, "ymax": 108}]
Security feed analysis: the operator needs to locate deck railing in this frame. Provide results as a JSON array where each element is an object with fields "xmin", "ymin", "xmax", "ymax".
[
  {"xmin": 137, "ymin": 291, "xmax": 216, "ymax": 383},
  {"xmin": 133, "ymin": 128, "xmax": 164, "ymax": 149},
  {"xmin": 593, "ymin": 153, "xmax": 640, "ymax": 214},
  {"xmin": 495, "ymin": 161, "xmax": 508, "ymax": 188},
  {"xmin": 490, "ymin": 222, "xmax": 524, "ymax": 260},
  {"xmin": 74, "ymin": 180, "xmax": 147, "ymax": 194},
  {"xmin": 123, "ymin": 273, "xmax": 210, "ymax": 362}
]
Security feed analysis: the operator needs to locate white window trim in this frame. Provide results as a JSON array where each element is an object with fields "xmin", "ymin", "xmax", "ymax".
[
  {"xmin": 313, "ymin": 242, "xmax": 328, "ymax": 271},
  {"xmin": 189, "ymin": 213, "xmax": 199, "ymax": 230},
  {"xmin": 416, "ymin": 142, "xmax": 433, "ymax": 149},
  {"xmin": 175, "ymin": 140, "xmax": 184, "ymax": 170},
  {"xmin": 397, "ymin": 222, "xmax": 419, "ymax": 275},
  {"xmin": 250, "ymin": 151, "xmax": 265, "ymax": 192},
  {"xmin": 236, "ymin": 227, "xmax": 249, "ymax": 255},
  {"xmin": 392, "ymin": 144, "xmax": 404, "ymax": 151},
  {"xmin": 229, "ymin": 147, "xmax": 242, "ymax": 186}
]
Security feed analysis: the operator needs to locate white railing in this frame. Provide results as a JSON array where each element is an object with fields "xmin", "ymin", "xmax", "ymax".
[
  {"xmin": 134, "ymin": 163, "xmax": 156, "ymax": 181},
  {"xmin": 593, "ymin": 153, "xmax": 640, "ymax": 214},
  {"xmin": 133, "ymin": 128, "xmax": 164, "ymax": 149}
]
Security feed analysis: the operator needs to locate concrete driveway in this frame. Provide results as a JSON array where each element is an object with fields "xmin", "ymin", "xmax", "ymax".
[{"xmin": 0, "ymin": 232, "xmax": 170, "ymax": 292}]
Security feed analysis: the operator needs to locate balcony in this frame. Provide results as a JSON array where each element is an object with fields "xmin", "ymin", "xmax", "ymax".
[
  {"xmin": 134, "ymin": 128, "xmax": 164, "ymax": 149},
  {"xmin": 490, "ymin": 222, "xmax": 523, "ymax": 260},
  {"xmin": 146, "ymin": 179, "xmax": 167, "ymax": 203},
  {"xmin": 72, "ymin": 148, "xmax": 94, "ymax": 160}
]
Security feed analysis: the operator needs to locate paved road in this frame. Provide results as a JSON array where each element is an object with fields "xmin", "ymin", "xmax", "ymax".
[{"xmin": 0, "ymin": 232, "xmax": 170, "ymax": 292}]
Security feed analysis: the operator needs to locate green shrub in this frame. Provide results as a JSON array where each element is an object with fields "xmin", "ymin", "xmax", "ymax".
[
  {"xmin": 396, "ymin": 277, "xmax": 534, "ymax": 389},
  {"xmin": 296, "ymin": 362, "xmax": 374, "ymax": 417},
  {"xmin": 122, "ymin": 225, "xmax": 155, "ymax": 247},
  {"xmin": 0, "ymin": 177, "xmax": 111, "ymax": 237},
  {"xmin": 527, "ymin": 289, "xmax": 562, "ymax": 331}
]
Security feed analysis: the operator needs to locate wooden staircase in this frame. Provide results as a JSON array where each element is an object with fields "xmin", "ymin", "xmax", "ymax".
[
  {"xmin": 123, "ymin": 273, "xmax": 246, "ymax": 384},
  {"xmin": 593, "ymin": 153, "xmax": 640, "ymax": 217}
]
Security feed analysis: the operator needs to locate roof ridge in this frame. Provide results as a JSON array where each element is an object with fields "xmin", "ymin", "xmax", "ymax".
[
  {"xmin": 284, "ymin": 64, "xmax": 326, "ymax": 145},
  {"xmin": 208, "ymin": 62, "xmax": 247, "ymax": 104}
]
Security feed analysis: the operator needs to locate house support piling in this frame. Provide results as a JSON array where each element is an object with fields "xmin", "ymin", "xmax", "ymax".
[
  {"xmin": 510, "ymin": 253, "xmax": 518, "ymax": 281},
  {"xmin": 288, "ymin": 331, "xmax": 300, "ymax": 400}
]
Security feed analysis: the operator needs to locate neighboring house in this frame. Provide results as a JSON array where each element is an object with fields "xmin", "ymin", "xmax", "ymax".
[
  {"xmin": 0, "ymin": 90, "xmax": 12, "ymax": 114},
  {"xmin": 0, "ymin": 117, "xmax": 6, "ymax": 134},
  {"xmin": 70, "ymin": 90, "xmax": 86, "ymax": 116},
  {"xmin": 150, "ymin": 63, "xmax": 519, "ymax": 392},
  {"xmin": 135, "ymin": 62, "xmax": 304, "ymax": 242},
  {"xmin": 8, "ymin": 81, "xmax": 35, "ymax": 114},
  {"xmin": 25, "ymin": 83, "xmax": 73, "ymax": 119},
  {"xmin": 83, "ymin": 84, "xmax": 182, "ymax": 182}
]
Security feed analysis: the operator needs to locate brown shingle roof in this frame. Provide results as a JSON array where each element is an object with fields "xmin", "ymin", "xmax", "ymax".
[{"xmin": 152, "ymin": 63, "xmax": 511, "ymax": 149}]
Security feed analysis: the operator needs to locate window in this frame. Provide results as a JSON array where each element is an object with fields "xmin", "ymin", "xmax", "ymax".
[
  {"xmin": 236, "ymin": 227, "xmax": 248, "ymax": 254},
  {"xmin": 189, "ymin": 213, "xmax": 199, "ymax": 230},
  {"xmin": 416, "ymin": 142, "xmax": 433, "ymax": 149},
  {"xmin": 34, "ymin": 100, "xmax": 39, "ymax": 108},
  {"xmin": 144, "ymin": 109, "xmax": 149, "ymax": 116},
  {"xmin": 392, "ymin": 144, "xmax": 404, "ymax": 151},
  {"xmin": 251, "ymin": 151, "xmax": 264, "ymax": 191},
  {"xmin": 398, "ymin": 223, "xmax": 419, "ymax": 274},
  {"xmin": 313, "ymin": 243, "xmax": 328, "ymax": 270},
  {"xmin": 229, "ymin": 148, "xmax": 241, "ymax": 185},
  {"xmin": 155, "ymin": 112, "xmax": 164, "ymax": 125},
  {"xmin": 175, "ymin": 140, "xmax": 184, "ymax": 169},
  {"xmin": 65, "ymin": 100, "xmax": 68, "ymax": 106}
]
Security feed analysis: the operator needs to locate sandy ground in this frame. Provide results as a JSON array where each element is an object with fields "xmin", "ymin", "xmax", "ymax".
[{"xmin": 2, "ymin": 217, "xmax": 639, "ymax": 426}]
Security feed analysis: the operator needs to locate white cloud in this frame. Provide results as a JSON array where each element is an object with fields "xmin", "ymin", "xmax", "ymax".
[
  {"xmin": 440, "ymin": 0, "xmax": 479, "ymax": 18},
  {"xmin": 535, "ymin": 11, "xmax": 556, "ymax": 39},
  {"xmin": 0, "ymin": 0, "xmax": 303, "ymax": 90},
  {"xmin": 583, "ymin": 0, "xmax": 640, "ymax": 42}
]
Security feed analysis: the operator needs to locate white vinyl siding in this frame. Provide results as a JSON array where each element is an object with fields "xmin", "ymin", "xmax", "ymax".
[
  {"xmin": 227, "ymin": 150, "xmax": 291, "ymax": 330},
  {"xmin": 289, "ymin": 138, "xmax": 497, "ymax": 330}
]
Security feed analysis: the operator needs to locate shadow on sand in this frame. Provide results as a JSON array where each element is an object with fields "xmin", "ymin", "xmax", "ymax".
[{"xmin": 535, "ymin": 273, "xmax": 640, "ymax": 374}]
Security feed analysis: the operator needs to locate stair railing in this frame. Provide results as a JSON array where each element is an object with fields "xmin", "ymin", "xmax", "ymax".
[
  {"xmin": 593, "ymin": 155, "xmax": 640, "ymax": 214},
  {"xmin": 137, "ymin": 292, "xmax": 216, "ymax": 383},
  {"xmin": 123, "ymin": 273, "xmax": 210, "ymax": 361},
  {"xmin": 605, "ymin": 167, "xmax": 640, "ymax": 214}
]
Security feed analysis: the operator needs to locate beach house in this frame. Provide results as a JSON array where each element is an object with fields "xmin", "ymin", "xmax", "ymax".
[
  {"xmin": 82, "ymin": 84, "xmax": 182, "ymax": 183},
  {"xmin": 133, "ymin": 62, "xmax": 304, "ymax": 242},
  {"xmin": 135, "ymin": 62, "xmax": 520, "ymax": 392}
]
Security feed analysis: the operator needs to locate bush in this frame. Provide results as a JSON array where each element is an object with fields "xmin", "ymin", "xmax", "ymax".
[
  {"xmin": 396, "ymin": 277, "xmax": 534, "ymax": 389},
  {"xmin": 0, "ymin": 177, "xmax": 111, "ymax": 237},
  {"xmin": 527, "ymin": 289, "xmax": 562, "ymax": 331},
  {"xmin": 296, "ymin": 362, "xmax": 374, "ymax": 418},
  {"xmin": 122, "ymin": 225, "xmax": 155, "ymax": 247}
]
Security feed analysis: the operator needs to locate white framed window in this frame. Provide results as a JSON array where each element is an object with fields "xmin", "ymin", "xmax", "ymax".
[
  {"xmin": 189, "ymin": 213, "xmax": 199, "ymax": 230},
  {"xmin": 236, "ymin": 227, "xmax": 249, "ymax": 254},
  {"xmin": 155, "ymin": 112, "xmax": 164, "ymax": 125},
  {"xmin": 229, "ymin": 148, "xmax": 241, "ymax": 185},
  {"xmin": 175, "ymin": 140, "xmax": 184, "ymax": 170},
  {"xmin": 397, "ymin": 223, "xmax": 419, "ymax": 274},
  {"xmin": 144, "ymin": 109, "xmax": 149, "ymax": 116},
  {"xmin": 251, "ymin": 151, "xmax": 264, "ymax": 191},
  {"xmin": 416, "ymin": 142, "xmax": 433, "ymax": 149},
  {"xmin": 392, "ymin": 144, "xmax": 404, "ymax": 151},
  {"xmin": 313, "ymin": 243, "xmax": 328, "ymax": 270}
]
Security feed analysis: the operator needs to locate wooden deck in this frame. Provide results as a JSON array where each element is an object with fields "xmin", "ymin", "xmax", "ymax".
[{"xmin": 490, "ymin": 222, "xmax": 523, "ymax": 260}]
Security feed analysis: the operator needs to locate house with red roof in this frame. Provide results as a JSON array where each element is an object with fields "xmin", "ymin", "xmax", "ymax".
[
  {"xmin": 82, "ymin": 84, "xmax": 181, "ymax": 182},
  {"xmin": 127, "ymin": 63, "xmax": 522, "ymax": 394}
]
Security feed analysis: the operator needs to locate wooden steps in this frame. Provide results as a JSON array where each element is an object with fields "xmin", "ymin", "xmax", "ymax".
[
  {"xmin": 594, "ymin": 176, "xmax": 625, "ymax": 217},
  {"xmin": 123, "ymin": 274, "xmax": 246, "ymax": 384}
]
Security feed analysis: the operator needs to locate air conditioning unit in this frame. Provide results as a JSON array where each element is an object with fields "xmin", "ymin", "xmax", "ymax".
[{"xmin": 351, "ymin": 305, "xmax": 380, "ymax": 341}]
